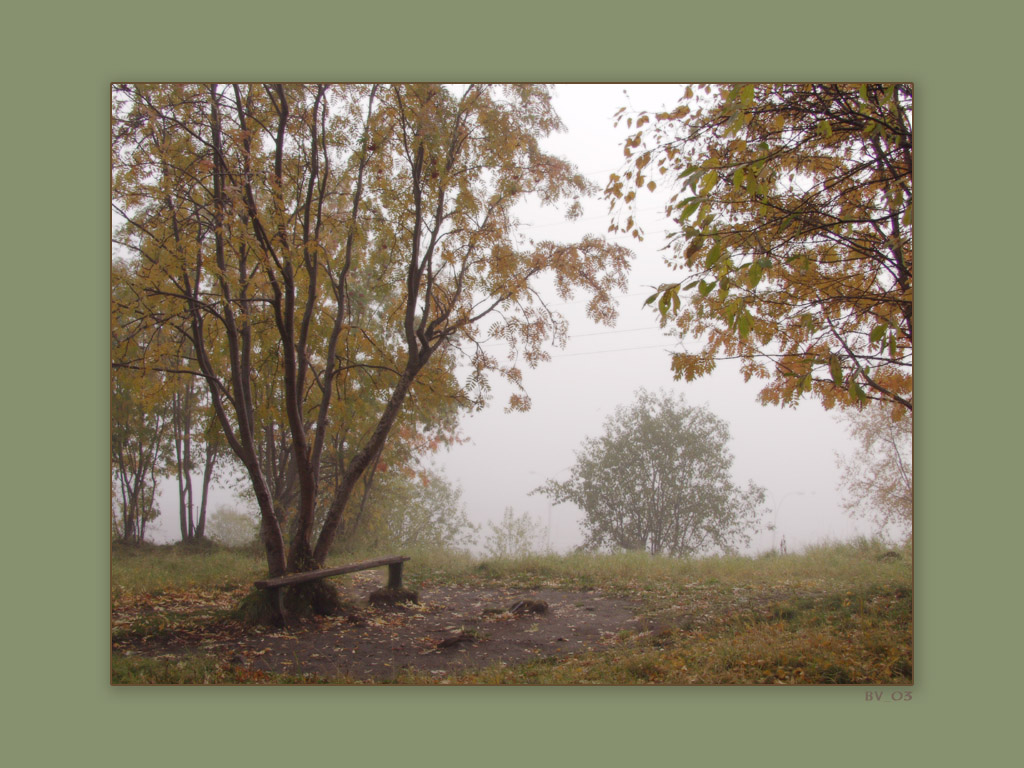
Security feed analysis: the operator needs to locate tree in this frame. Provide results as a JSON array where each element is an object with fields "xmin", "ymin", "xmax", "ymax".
[
  {"xmin": 608, "ymin": 83, "xmax": 912, "ymax": 412},
  {"xmin": 207, "ymin": 504, "xmax": 260, "ymax": 548},
  {"xmin": 111, "ymin": 260, "xmax": 170, "ymax": 544},
  {"xmin": 111, "ymin": 366, "xmax": 167, "ymax": 543},
  {"xmin": 835, "ymin": 404, "xmax": 912, "ymax": 541},
  {"xmin": 536, "ymin": 389, "xmax": 765, "ymax": 557},
  {"xmin": 483, "ymin": 507, "xmax": 546, "ymax": 559},
  {"xmin": 344, "ymin": 468, "xmax": 478, "ymax": 552},
  {"xmin": 167, "ymin": 368, "xmax": 227, "ymax": 542},
  {"xmin": 112, "ymin": 83, "xmax": 630, "ymax": 585}
]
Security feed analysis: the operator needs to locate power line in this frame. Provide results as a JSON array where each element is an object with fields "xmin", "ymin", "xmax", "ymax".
[
  {"xmin": 480, "ymin": 323, "xmax": 667, "ymax": 350},
  {"xmin": 517, "ymin": 203, "xmax": 671, "ymax": 232},
  {"xmin": 569, "ymin": 326, "xmax": 663, "ymax": 339},
  {"xmin": 547, "ymin": 290, "xmax": 653, "ymax": 309},
  {"xmin": 551, "ymin": 342, "xmax": 672, "ymax": 359}
]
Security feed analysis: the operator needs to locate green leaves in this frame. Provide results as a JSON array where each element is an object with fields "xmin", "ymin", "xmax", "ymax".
[
  {"xmin": 646, "ymin": 283, "xmax": 682, "ymax": 318},
  {"xmin": 848, "ymin": 379, "xmax": 869, "ymax": 405},
  {"xmin": 677, "ymin": 198, "xmax": 701, "ymax": 222},
  {"xmin": 736, "ymin": 311, "xmax": 753, "ymax": 340},
  {"xmin": 658, "ymin": 284, "xmax": 682, "ymax": 317},
  {"xmin": 747, "ymin": 260, "xmax": 763, "ymax": 288},
  {"xmin": 699, "ymin": 170, "xmax": 719, "ymax": 195},
  {"xmin": 704, "ymin": 242, "xmax": 722, "ymax": 268},
  {"xmin": 829, "ymin": 354, "xmax": 844, "ymax": 386}
]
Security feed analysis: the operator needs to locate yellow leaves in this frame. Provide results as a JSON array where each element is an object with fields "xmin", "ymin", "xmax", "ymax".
[
  {"xmin": 698, "ymin": 169, "xmax": 719, "ymax": 195},
  {"xmin": 504, "ymin": 393, "xmax": 531, "ymax": 413}
]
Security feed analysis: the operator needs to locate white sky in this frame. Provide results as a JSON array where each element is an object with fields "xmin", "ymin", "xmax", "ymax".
[{"xmin": 146, "ymin": 84, "xmax": 877, "ymax": 554}]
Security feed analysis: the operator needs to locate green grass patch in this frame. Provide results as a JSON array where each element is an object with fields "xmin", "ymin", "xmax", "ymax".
[{"xmin": 112, "ymin": 541, "xmax": 264, "ymax": 598}]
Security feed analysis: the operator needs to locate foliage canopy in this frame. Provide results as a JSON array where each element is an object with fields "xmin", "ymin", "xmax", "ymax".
[
  {"xmin": 112, "ymin": 83, "xmax": 630, "ymax": 577},
  {"xmin": 608, "ymin": 83, "xmax": 912, "ymax": 412}
]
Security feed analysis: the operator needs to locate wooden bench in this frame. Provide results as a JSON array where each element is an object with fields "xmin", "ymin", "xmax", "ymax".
[{"xmin": 254, "ymin": 555, "xmax": 410, "ymax": 622}]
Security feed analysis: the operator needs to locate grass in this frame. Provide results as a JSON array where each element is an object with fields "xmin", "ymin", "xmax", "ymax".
[
  {"xmin": 111, "ymin": 536, "xmax": 912, "ymax": 685},
  {"xmin": 112, "ymin": 655, "xmax": 336, "ymax": 684},
  {"xmin": 387, "ymin": 538, "xmax": 912, "ymax": 685},
  {"xmin": 111, "ymin": 540, "xmax": 264, "ymax": 597}
]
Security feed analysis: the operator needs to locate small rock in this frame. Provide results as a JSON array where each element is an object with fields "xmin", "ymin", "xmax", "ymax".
[
  {"xmin": 509, "ymin": 599, "xmax": 549, "ymax": 615},
  {"xmin": 368, "ymin": 587, "xmax": 419, "ymax": 606},
  {"xmin": 436, "ymin": 630, "xmax": 480, "ymax": 649}
]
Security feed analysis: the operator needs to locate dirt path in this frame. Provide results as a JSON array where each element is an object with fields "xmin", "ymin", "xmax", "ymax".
[{"xmin": 114, "ymin": 571, "xmax": 641, "ymax": 682}]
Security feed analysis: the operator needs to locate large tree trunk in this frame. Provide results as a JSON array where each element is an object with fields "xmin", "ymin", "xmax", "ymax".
[
  {"xmin": 196, "ymin": 440, "xmax": 217, "ymax": 540},
  {"xmin": 313, "ymin": 365, "xmax": 422, "ymax": 563},
  {"xmin": 247, "ymin": 464, "xmax": 287, "ymax": 577}
]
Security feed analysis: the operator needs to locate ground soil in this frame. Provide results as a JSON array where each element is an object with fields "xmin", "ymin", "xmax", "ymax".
[{"xmin": 114, "ymin": 570, "xmax": 642, "ymax": 682}]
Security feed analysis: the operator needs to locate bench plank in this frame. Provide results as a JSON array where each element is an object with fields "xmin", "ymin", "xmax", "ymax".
[{"xmin": 254, "ymin": 556, "xmax": 410, "ymax": 590}]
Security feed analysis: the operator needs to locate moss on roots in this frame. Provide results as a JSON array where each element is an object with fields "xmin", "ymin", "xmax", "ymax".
[
  {"xmin": 234, "ymin": 580, "xmax": 354, "ymax": 626},
  {"xmin": 233, "ymin": 589, "xmax": 280, "ymax": 626},
  {"xmin": 285, "ymin": 579, "xmax": 347, "ymax": 617}
]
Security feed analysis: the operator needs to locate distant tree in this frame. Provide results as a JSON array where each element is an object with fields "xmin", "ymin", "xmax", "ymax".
[
  {"xmin": 608, "ymin": 83, "xmax": 912, "ymax": 413},
  {"xmin": 347, "ymin": 469, "xmax": 478, "ymax": 552},
  {"xmin": 207, "ymin": 504, "xmax": 260, "ymax": 548},
  {"xmin": 835, "ymin": 404, "xmax": 912, "ymax": 540},
  {"xmin": 110, "ymin": 373, "xmax": 167, "ymax": 544},
  {"xmin": 484, "ymin": 507, "xmax": 545, "ymax": 559},
  {"xmin": 111, "ymin": 260, "xmax": 170, "ymax": 544},
  {"xmin": 167, "ymin": 369, "xmax": 227, "ymax": 542},
  {"xmin": 536, "ymin": 389, "xmax": 765, "ymax": 557}
]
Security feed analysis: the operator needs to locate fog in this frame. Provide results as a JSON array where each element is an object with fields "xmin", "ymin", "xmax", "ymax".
[{"xmin": 144, "ymin": 84, "xmax": 876, "ymax": 554}]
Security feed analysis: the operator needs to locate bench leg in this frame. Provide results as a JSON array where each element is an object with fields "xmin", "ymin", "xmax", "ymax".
[{"xmin": 387, "ymin": 561, "xmax": 404, "ymax": 590}]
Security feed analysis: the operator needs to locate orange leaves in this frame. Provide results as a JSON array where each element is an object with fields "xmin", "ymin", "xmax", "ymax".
[{"xmin": 670, "ymin": 351, "xmax": 717, "ymax": 382}]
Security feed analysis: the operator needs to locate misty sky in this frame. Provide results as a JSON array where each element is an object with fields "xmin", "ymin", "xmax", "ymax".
[{"xmin": 147, "ymin": 84, "xmax": 877, "ymax": 554}]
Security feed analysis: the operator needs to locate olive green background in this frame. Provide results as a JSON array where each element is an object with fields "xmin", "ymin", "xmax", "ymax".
[{"xmin": 4, "ymin": 0, "xmax": 1018, "ymax": 765}]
